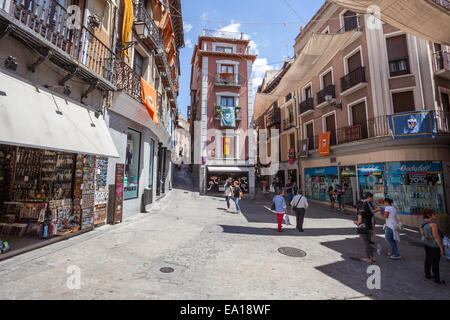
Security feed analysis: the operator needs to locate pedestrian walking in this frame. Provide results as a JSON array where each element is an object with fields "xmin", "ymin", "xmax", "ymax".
[
  {"xmin": 224, "ymin": 180, "xmax": 232, "ymax": 211},
  {"xmin": 262, "ymin": 180, "xmax": 267, "ymax": 194},
  {"xmin": 272, "ymin": 189, "xmax": 287, "ymax": 232},
  {"xmin": 420, "ymin": 208, "xmax": 446, "ymax": 285},
  {"xmin": 285, "ymin": 179, "xmax": 294, "ymax": 205},
  {"xmin": 336, "ymin": 184, "xmax": 345, "ymax": 212},
  {"xmin": 328, "ymin": 186, "xmax": 336, "ymax": 212},
  {"xmin": 231, "ymin": 181, "xmax": 242, "ymax": 213},
  {"xmin": 354, "ymin": 192, "xmax": 376, "ymax": 263},
  {"xmin": 290, "ymin": 190, "xmax": 308, "ymax": 232},
  {"xmin": 272, "ymin": 178, "xmax": 278, "ymax": 194},
  {"xmin": 382, "ymin": 198, "xmax": 402, "ymax": 260}
]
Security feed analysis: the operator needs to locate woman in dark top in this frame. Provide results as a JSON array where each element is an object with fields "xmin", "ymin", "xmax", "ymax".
[
  {"xmin": 231, "ymin": 181, "xmax": 242, "ymax": 213},
  {"xmin": 355, "ymin": 192, "xmax": 376, "ymax": 262}
]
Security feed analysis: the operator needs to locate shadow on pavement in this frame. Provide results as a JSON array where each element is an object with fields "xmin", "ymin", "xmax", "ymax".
[
  {"xmin": 219, "ymin": 225, "xmax": 359, "ymax": 237},
  {"xmin": 315, "ymin": 237, "xmax": 450, "ymax": 299}
]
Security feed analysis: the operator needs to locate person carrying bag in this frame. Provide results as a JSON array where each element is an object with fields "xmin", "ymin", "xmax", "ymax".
[{"xmin": 290, "ymin": 190, "xmax": 308, "ymax": 232}]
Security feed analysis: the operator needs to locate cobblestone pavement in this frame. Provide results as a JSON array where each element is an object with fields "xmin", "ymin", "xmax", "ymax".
[{"xmin": 0, "ymin": 169, "xmax": 449, "ymax": 300}]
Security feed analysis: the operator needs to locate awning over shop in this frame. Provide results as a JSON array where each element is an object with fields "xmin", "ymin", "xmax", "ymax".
[
  {"xmin": 328, "ymin": 0, "xmax": 450, "ymax": 45},
  {"xmin": 254, "ymin": 30, "xmax": 360, "ymax": 119},
  {"xmin": 207, "ymin": 167, "xmax": 250, "ymax": 173},
  {"xmin": 0, "ymin": 71, "xmax": 119, "ymax": 158}
]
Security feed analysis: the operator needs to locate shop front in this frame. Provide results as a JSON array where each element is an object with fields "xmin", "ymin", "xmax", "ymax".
[
  {"xmin": 0, "ymin": 71, "xmax": 119, "ymax": 256},
  {"xmin": 358, "ymin": 161, "xmax": 447, "ymax": 216},
  {"xmin": 206, "ymin": 167, "xmax": 250, "ymax": 194},
  {"xmin": 305, "ymin": 167, "xmax": 339, "ymax": 201},
  {"xmin": 339, "ymin": 166, "xmax": 358, "ymax": 206}
]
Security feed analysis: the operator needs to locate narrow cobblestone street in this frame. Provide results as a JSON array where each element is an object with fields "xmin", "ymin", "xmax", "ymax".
[{"xmin": 0, "ymin": 170, "xmax": 448, "ymax": 300}]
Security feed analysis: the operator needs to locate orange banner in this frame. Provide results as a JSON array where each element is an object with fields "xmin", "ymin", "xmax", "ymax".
[
  {"xmin": 140, "ymin": 77, "xmax": 158, "ymax": 124},
  {"xmin": 318, "ymin": 132, "xmax": 331, "ymax": 156}
]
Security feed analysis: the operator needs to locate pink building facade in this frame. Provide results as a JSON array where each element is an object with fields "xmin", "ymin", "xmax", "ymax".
[{"xmin": 189, "ymin": 30, "xmax": 257, "ymax": 195}]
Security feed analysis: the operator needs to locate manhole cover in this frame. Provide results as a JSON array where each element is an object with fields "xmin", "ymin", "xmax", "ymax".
[
  {"xmin": 159, "ymin": 267, "xmax": 175, "ymax": 273},
  {"xmin": 278, "ymin": 247, "xmax": 307, "ymax": 257}
]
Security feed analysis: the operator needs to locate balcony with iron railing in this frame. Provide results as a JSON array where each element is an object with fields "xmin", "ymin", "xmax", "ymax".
[
  {"xmin": 133, "ymin": 1, "xmax": 161, "ymax": 50},
  {"xmin": 265, "ymin": 108, "xmax": 281, "ymax": 128},
  {"xmin": 435, "ymin": 51, "xmax": 450, "ymax": 80},
  {"xmin": 317, "ymin": 84, "xmax": 336, "ymax": 106},
  {"xmin": 202, "ymin": 28, "xmax": 246, "ymax": 40},
  {"xmin": 116, "ymin": 60, "xmax": 141, "ymax": 101},
  {"xmin": 431, "ymin": 0, "xmax": 450, "ymax": 10},
  {"xmin": 299, "ymin": 97, "xmax": 314, "ymax": 114},
  {"xmin": 307, "ymin": 111, "xmax": 449, "ymax": 150},
  {"xmin": 283, "ymin": 117, "xmax": 295, "ymax": 131},
  {"xmin": 341, "ymin": 66, "xmax": 366, "ymax": 94},
  {"xmin": 215, "ymin": 73, "xmax": 242, "ymax": 86},
  {"xmin": 0, "ymin": 0, "xmax": 118, "ymax": 90}
]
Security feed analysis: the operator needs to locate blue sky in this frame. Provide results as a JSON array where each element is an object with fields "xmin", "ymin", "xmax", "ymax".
[{"xmin": 177, "ymin": 0, "xmax": 326, "ymax": 119}]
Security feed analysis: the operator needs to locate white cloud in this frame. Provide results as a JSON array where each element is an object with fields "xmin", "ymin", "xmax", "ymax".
[
  {"xmin": 183, "ymin": 23, "xmax": 193, "ymax": 33},
  {"xmin": 185, "ymin": 39, "xmax": 193, "ymax": 48}
]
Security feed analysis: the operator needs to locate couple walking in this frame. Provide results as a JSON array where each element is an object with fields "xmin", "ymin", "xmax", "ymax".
[
  {"xmin": 224, "ymin": 179, "xmax": 243, "ymax": 213},
  {"xmin": 272, "ymin": 189, "xmax": 308, "ymax": 232}
]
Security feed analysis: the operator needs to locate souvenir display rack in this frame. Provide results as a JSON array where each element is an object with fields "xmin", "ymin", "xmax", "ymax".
[
  {"xmin": 94, "ymin": 156, "xmax": 109, "ymax": 226},
  {"xmin": 81, "ymin": 155, "xmax": 96, "ymax": 229}
]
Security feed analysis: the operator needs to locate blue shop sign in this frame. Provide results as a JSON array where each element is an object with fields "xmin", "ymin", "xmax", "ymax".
[
  {"xmin": 357, "ymin": 163, "xmax": 383, "ymax": 175},
  {"xmin": 387, "ymin": 161, "xmax": 442, "ymax": 174},
  {"xmin": 305, "ymin": 167, "xmax": 338, "ymax": 176}
]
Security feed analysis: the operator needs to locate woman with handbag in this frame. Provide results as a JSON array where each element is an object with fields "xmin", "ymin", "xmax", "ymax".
[
  {"xmin": 420, "ymin": 208, "xmax": 446, "ymax": 285},
  {"xmin": 382, "ymin": 198, "xmax": 402, "ymax": 260},
  {"xmin": 224, "ymin": 180, "xmax": 232, "ymax": 211},
  {"xmin": 354, "ymin": 192, "xmax": 376, "ymax": 263}
]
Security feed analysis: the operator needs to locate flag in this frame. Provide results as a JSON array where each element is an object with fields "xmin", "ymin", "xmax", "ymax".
[
  {"xmin": 300, "ymin": 139, "xmax": 309, "ymax": 157},
  {"xmin": 318, "ymin": 132, "xmax": 331, "ymax": 156},
  {"xmin": 220, "ymin": 106, "xmax": 236, "ymax": 128},
  {"xmin": 122, "ymin": 0, "xmax": 134, "ymax": 61},
  {"xmin": 223, "ymin": 137, "xmax": 232, "ymax": 156},
  {"xmin": 140, "ymin": 77, "xmax": 158, "ymax": 124},
  {"xmin": 388, "ymin": 110, "xmax": 436, "ymax": 139}
]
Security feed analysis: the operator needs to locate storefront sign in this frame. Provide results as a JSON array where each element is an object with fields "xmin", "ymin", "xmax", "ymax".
[
  {"xmin": 113, "ymin": 163, "xmax": 124, "ymax": 225},
  {"xmin": 305, "ymin": 166, "xmax": 338, "ymax": 176},
  {"xmin": 388, "ymin": 161, "xmax": 442, "ymax": 174},
  {"xmin": 358, "ymin": 163, "xmax": 383, "ymax": 175}
]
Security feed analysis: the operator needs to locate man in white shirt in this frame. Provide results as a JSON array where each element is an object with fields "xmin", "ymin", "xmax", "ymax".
[{"xmin": 291, "ymin": 190, "xmax": 309, "ymax": 232}]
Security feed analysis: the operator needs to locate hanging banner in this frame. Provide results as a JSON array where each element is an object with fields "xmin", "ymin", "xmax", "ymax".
[
  {"xmin": 122, "ymin": 0, "xmax": 134, "ymax": 60},
  {"xmin": 300, "ymin": 139, "xmax": 309, "ymax": 158},
  {"xmin": 140, "ymin": 77, "xmax": 158, "ymax": 124},
  {"xmin": 388, "ymin": 110, "xmax": 436, "ymax": 139},
  {"xmin": 318, "ymin": 132, "xmax": 331, "ymax": 156},
  {"xmin": 221, "ymin": 106, "xmax": 236, "ymax": 128},
  {"xmin": 223, "ymin": 137, "xmax": 232, "ymax": 156},
  {"xmin": 289, "ymin": 147, "xmax": 295, "ymax": 164}
]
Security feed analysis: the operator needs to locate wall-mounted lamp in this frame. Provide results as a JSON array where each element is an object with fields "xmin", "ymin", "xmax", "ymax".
[{"xmin": 325, "ymin": 94, "xmax": 342, "ymax": 110}]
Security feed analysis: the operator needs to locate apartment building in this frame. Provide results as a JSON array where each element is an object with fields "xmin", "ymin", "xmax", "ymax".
[
  {"xmin": 255, "ymin": 61, "xmax": 300, "ymax": 190},
  {"xmin": 189, "ymin": 29, "xmax": 257, "ymax": 195},
  {"xmin": 290, "ymin": 2, "xmax": 450, "ymax": 229},
  {"xmin": 107, "ymin": 0, "xmax": 184, "ymax": 216}
]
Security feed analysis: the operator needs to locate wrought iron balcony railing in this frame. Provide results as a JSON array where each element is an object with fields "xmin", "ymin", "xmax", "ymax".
[
  {"xmin": 389, "ymin": 57, "xmax": 410, "ymax": 77},
  {"xmin": 307, "ymin": 111, "xmax": 449, "ymax": 150},
  {"xmin": 299, "ymin": 97, "xmax": 314, "ymax": 114},
  {"xmin": 435, "ymin": 51, "xmax": 450, "ymax": 71},
  {"xmin": 341, "ymin": 66, "xmax": 366, "ymax": 92},
  {"xmin": 116, "ymin": 60, "xmax": 141, "ymax": 101},
  {"xmin": 0, "ymin": 0, "xmax": 117, "ymax": 87},
  {"xmin": 317, "ymin": 84, "xmax": 336, "ymax": 105},
  {"xmin": 283, "ymin": 118, "xmax": 295, "ymax": 131},
  {"xmin": 266, "ymin": 108, "xmax": 281, "ymax": 128},
  {"xmin": 215, "ymin": 73, "xmax": 242, "ymax": 86},
  {"xmin": 133, "ymin": 1, "xmax": 161, "ymax": 50}
]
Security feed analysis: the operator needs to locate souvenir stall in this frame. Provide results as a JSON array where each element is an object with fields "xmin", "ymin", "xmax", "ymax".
[{"xmin": 0, "ymin": 145, "xmax": 110, "ymax": 254}]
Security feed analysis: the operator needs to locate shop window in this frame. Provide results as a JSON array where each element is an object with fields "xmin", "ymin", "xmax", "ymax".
[
  {"xmin": 304, "ymin": 167, "xmax": 339, "ymax": 201},
  {"xmin": 148, "ymin": 139, "xmax": 155, "ymax": 188},
  {"xmin": 124, "ymin": 128, "xmax": 141, "ymax": 200}
]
